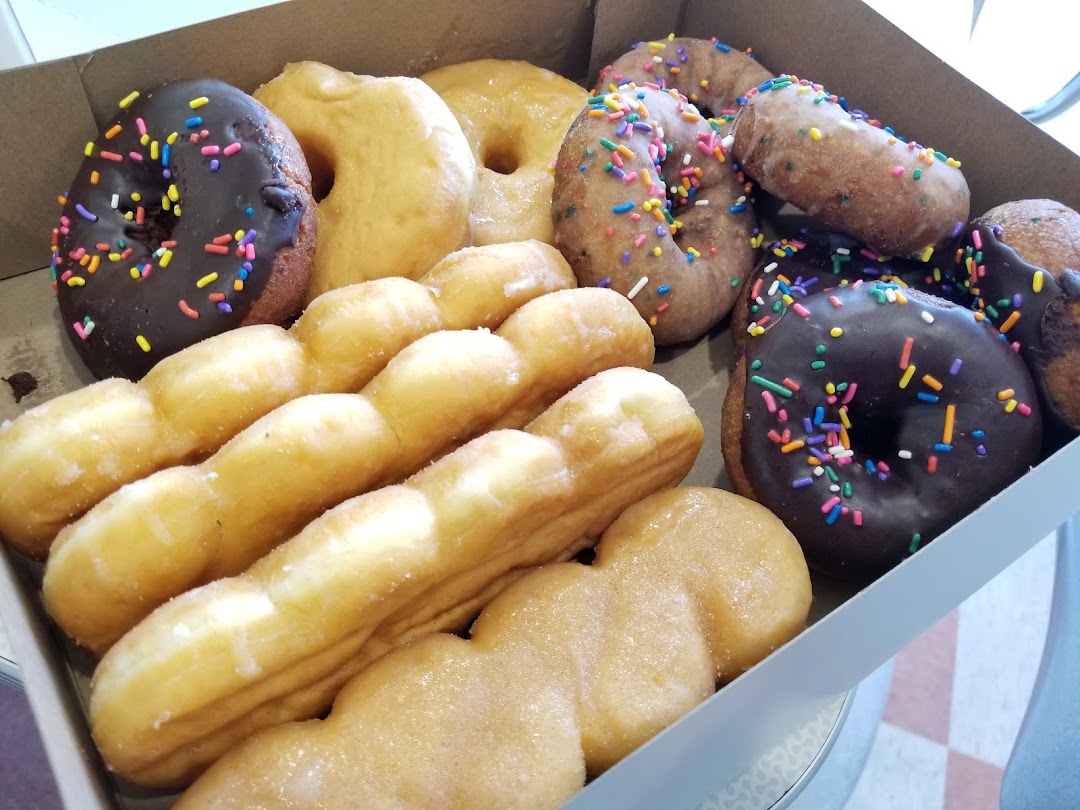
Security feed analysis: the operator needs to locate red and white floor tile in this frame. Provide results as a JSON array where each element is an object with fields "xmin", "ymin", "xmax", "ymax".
[{"xmin": 845, "ymin": 533, "xmax": 1057, "ymax": 810}]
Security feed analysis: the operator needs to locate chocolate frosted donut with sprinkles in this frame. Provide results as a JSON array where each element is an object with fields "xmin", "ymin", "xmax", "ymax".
[
  {"xmin": 732, "ymin": 229, "xmax": 972, "ymax": 347},
  {"xmin": 552, "ymin": 84, "xmax": 758, "ymax": 345},
  {"xmin": 721, "ymin": 282, "xmax": 1042, "ymax": 582},
  {"xmin": 957, "ymin": 200, "xmax": 1080, "ymax": 433},
  {"xmin": 594, "ymin": 35, "xmax": 773, "ymax": 125},
  {"xmin": 730, "ymin": 75, "xmax": 970, "ymax": 260},
  {"xmin": 51, "ymin": 79, "xmax": 316, "ymax": 380}
]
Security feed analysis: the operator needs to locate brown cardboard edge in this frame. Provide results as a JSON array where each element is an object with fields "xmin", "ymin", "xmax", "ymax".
[
  {"xmin": 0, "ymin": 58, "xmax": 98, "ymax": 282},
  {"xmin": 0, "ymin": 547, "xmax": 115, "ymax": 809}
]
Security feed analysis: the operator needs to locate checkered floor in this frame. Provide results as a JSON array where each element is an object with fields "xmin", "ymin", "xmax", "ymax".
[{"xmin": 846, "ymin": 533, "xmax": 1056, "ymax": 810}]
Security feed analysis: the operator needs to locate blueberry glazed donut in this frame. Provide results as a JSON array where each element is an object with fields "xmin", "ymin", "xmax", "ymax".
[
  {"xmin": 50, "ymin": 79, "xmax": 316, "ymax": 380},
  {"xmin": 721, "ymin": 282, "xmax": 1042, "ymax": 581},
  {"xmin": 552, "ymin": 85, "xmax": 758, "ymax": 345}
]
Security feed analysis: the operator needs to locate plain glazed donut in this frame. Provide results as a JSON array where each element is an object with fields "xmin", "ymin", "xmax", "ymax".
[
  {"xmin": 958, "ymin": 200, "xmax": 1080, "ymax": 431},
  {"xmin": 52, "ymin": 79, "xmax": 316, "ymax": 380},
  {"xmin": 733, "ymin": 229, "xmax": 971, "ymax": 346},
  {"xmin": 253, "ymin": 62, "xmax": 476, "ymax": 302},
  {"xmin": 552, "ymin": 85, "xmax": 758, "ymax": 345},
  {"xmin": 595, "ymin": 35, "xmax": 773, "ymax": 124},
  {"xmin": 730, "ymin": 75, "xmax": 971, "ymax": 259},
  {"xmin": 721, "ymin": 282, "xmax": 1042, "ymax": 581},
  {"xmin": 421, "ymin": 59, "xmax": 587, "ymax": 246}
]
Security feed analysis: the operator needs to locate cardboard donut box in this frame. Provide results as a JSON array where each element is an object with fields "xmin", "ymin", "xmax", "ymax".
[{"xmin": 2, "ymin": 0, "xmax": 1078, "ymax": 806}]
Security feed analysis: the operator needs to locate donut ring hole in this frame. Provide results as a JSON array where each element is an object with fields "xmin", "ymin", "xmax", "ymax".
[
  {"xmin": 846, "ymin": 404, "xmax": 904, "ymax": 470},
  {"xmin": 302, "ymin": 144, "xmax": 336, "ymax": 203},
  {"xmin": 481, "ymin": 136, "xmax": 521, "ymax": 176},
  {"xmin": 124, "ymin": 205, "xmax": 177, "ymax": 256}
]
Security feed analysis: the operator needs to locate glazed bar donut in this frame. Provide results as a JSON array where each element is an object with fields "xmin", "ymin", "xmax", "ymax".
[
  {"xmin": 595, "ymin": 35, "xmax": 773, "ymax": 123},
  {"xmin": 177, "ymin": 487, "xmax": 810, "ymax": 810},
  {"xmin": 0, "ymin": 241, "xmax": 574, "ymax": 560},
  {"xmin": 89, "ymin": 368, "xmax": 704, "ymax": 787},
  {"xmin": 44, "ymin": 287, "xmax": 654, "ymax": 653},
  {"xmin": 52, "ymin": 79, "xmax": 317, "ymax": 380},
  {"xmin": 722, "ymin": 282, "xmax": 1042, "ymax": 581},
  {"xmin": 553, "ymin": 85, "xmax": 757, "ymax": 345},
  {"xmin": 958, "ymin": 200, "xmax": 1080, "ymax": 432},
  {"xmin": 730, "ymin": 75, "xmax": 970, "ymax": 259},
  {"xmin": 253, "ymin": 62, "xmax": 476, "ymax": 302},
  {"xmin": 732, "ymin": 230, "xmax": 971, "ymax": 346},
  {"xmin": 421, "ymin": 59, "xmax": 587, "ymax": 246}
]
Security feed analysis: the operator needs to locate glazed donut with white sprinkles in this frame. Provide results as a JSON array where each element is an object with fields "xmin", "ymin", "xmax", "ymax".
[
  {"xmin": 52, "ymin": 79, "xmax": 316, "ymax": 380},
  {"xmin": 721, "ymin": 281, "xmax": 1042, "ymax": 581}
]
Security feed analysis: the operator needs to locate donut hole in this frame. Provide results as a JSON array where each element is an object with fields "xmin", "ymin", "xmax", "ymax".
[
  {"xmin": 125, "ymin": 200, "xmax": 178, "ymax": 255},
  {"xmin": 291, "ymin": 139, "xmax": 336, "ymax": 203},
  {"xmin": 849, "ymin": 406, "xmax": 904, "ymax": 465},
  {"xmin": 481, "ymin": 137, "xmax": 521, "ymax": 176},
  {"xmin": 305, "ymin": 148, "xmax": 336, "ymax": 203}
]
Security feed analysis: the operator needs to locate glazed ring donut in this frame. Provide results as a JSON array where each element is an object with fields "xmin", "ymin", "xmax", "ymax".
[
  {"xmin": 52, "ymin": 79, "xmax": 316, "ymax": 380},
  {"xmin": 595, "ymin": 35, "xmax": 773, "ymax": 124},
  {"xmin": 958, "ymin": 199, "xmax": 1080, "ymax": 431},
  {"xmin": 421, "ymin": 59, "xmax": 587, "ymax": 246},
  {"xmin": 721, "ymin": 281, "xmax": 1042, "ymax": 581},
  {"xmin": 730, "ymin": 75, "xmax": 970, "ymax": 259},
  {"xmin": 733, "ymin": 229, "xmax": 971, "ymax": 346},
  {"xmin": 254, "ymin": 62, "xmax": 475, "ymax": 303},
  {"xmin": 552, "ymin": 85, "xmax": 758, "ymax": 345}
]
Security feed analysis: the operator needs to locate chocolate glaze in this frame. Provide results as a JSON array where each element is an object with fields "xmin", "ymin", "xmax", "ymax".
[
  {"xmin": 958, "ymin": 223, "xmax": 1065, "ymax": 431},
  {"xmin": 53, "ymin": 79, "xmax": 305, "ymax": 380},
  {"xmin": 742, "ymin": 229, "xmax": 970, "ymax": 340},
  {"xmin": 740, "ymin": 282, "xmax": 1042, "ymax": 582}
]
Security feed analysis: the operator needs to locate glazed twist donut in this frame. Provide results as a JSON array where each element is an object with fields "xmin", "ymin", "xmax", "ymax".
[
  {"xmin": 44, "ymin": 287, "xmax": 654, "ymax": 653},
  {"xmin": 552, "ymin": 85, "xmax": 757, "ymax": 344},
  {"xmin": 177, "ymin": 487, "xmax": 810, "ymax": 809},
  {"xmin": 595, "ymin": 35, "xmax": 773, "ymax": 124},
  {"xmin": 421, "ymin": 59, "xmax": 588, "ymax": 246},
  {"xmin": 253, "ymin": 62, "xmax": 476, "ymax": 302},
  {"xmin": 0, "ymin": 241, "xmax": 574, "ymax": 559},
  {"xmin": 89, "ymin": 368, "xmax": 704, "ymax": 787},
  {"xmin": 730, "ymin": 75, "xmax": 970, "ymax": 259}
]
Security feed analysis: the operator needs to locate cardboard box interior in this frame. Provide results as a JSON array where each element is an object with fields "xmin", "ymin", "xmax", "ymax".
[{"xmin": 1, "ymin": 0, "xmax": 1078, "ymax": 806}]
